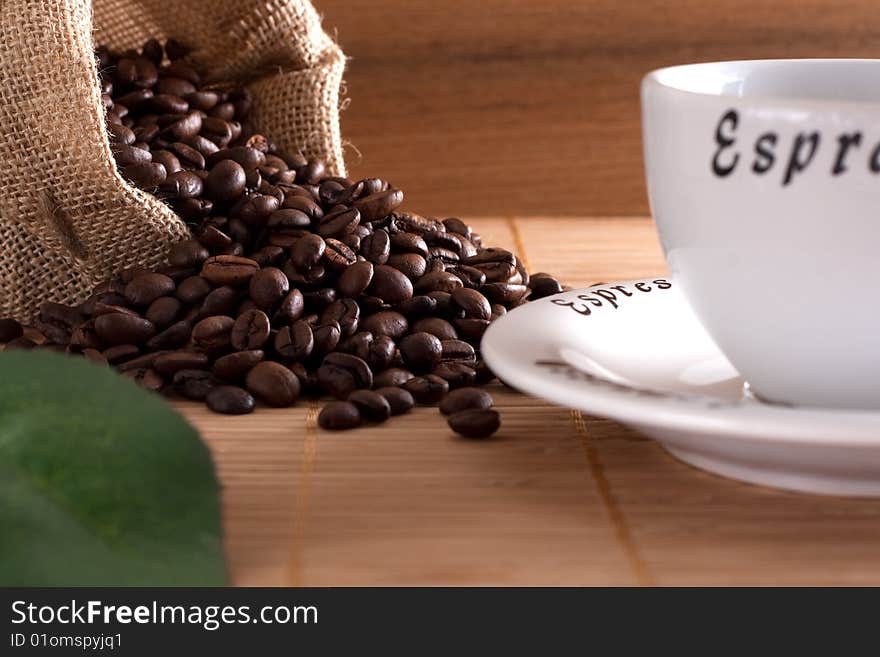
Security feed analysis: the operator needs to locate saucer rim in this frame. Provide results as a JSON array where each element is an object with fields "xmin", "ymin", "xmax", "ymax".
[{"xmin": 482, "ymin": 281, "xmax": 880, "ymax": 448}]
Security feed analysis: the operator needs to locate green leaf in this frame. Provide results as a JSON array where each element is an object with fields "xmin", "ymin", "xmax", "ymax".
[{"xmin": 0, "ymin": 350, "xmax": 226, "ymax": 585}]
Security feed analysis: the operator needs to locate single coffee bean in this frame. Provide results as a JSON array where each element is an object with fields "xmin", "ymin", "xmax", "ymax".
[
  {"xmin": 411, "ymin": 317, "xmax": 458, "ymax": 340},
  {"xmin": 115, "ymin": 349, "xmax": 170, "ymax": 372},
  {"xmin": 361, "ymin": 311, "xmax": 408, "ymax": 339},
  {"xmin": 312, "ymin": 322, "xmax": 342, "ymax": 356},
  {"xmin": 453, "ymin": 318, "xmax": 491, "ymax": 342},
  {"xmin": 124, "ymin": 272, "xmax": 175, "ymax": 306},
  {"xmin": 353, "ymin": 189, "xmax": 404, "ymax": 223},
  {"xmin": 441, "ymin": 339, "xmax": 476, "ymax": 364},
  {"xmin": 318, "ymin": 206, "xmax": 360, "ymax": 238},
  {"xmin": 168, "ymin": 239, "xmax": 209, "ymax": 268},
  {"xmin": 439, "ymin": 387, "xmax": 494, "ymax": 415},
  {"xmin": 528, "ymin": 275, "xmax": 564, "ymax": 299},
  {"xmin": 317, "ymin": 352, "xmax": 373, "ymax": 399},
  {"xmin": 323, "ymin": 238, "xmax": 357, "ymax": 271},
  {"xmin": 94, "ymin": 312, "xmax": 155, "ymax": 345},
  {"xmin": 374, "ymin": 386, "xmax": 415, "ymax": 415},
  {"xmin": 385, "ymin": 253, "xmax": 427, "ymax": 280},
  {"xmin": 206, "ymin": 385, "xmax": 255, "ymax": 414},
  {"xmin": 372, "ymin": 368, "xmax": 414, "ymax": 388},
  {"xmin": 318, "ymin": 401, "xmax": 362, "ymax": 431},
  {"xmin": 415, "ymin": 271, "xmax": 463, "ymax": 294},
  {"xmin": 175, "ymin": 275, "xmax": 211, "ymax": 305},
  {"xmin": 201, "ymin": 255, "xmax": 259, "ymax": 286},
  {"xmin": 146, "ymin": 319, "xmax": 193, "ymax": 350},
  {"xmin": 103, "ymin": 344, "xmax": 140, "ymax": 364},
  {"xmin": 397, "ymin": 295, "xmax": 437, "ymax": 318},
  {"xmin": 159, "ymin": 170, "xmax": 203, "ymax": 198},
  {"xmin": 245, "ymin": 361, "xmax": 301, "ymax": 407},
  {"xmin": 169, "ymin": 141, "xmax": 206, "ymax": 169},
  {"xmin": 367, "ymin": 334, "xmax": 396, "ymax": 370},
  {"xmin": 347, "ymin": 390, "xmax": 391, "ymax": 422},
  {"xmin": 173, "ymin": 369, "xmax": 218, "ymax": 400},
  {"xmin": 274, "ymin": 321, "xmax": 314, "ymax": 360},
  {"xmin": 277, "ymin": 289, "xmax": 305, "ymax": 324},
  {"xmin": 0, "ymin": 318, "xmax": 23, "ymax": 342},
  {"xmin": 360, "ymin": 230, "xmax": 390, "ymax": 264},
  {"xmin": 154, "ymin": 350, "xmax": 210, "ymax": 376},
  {"xmin": 290, "ymin": 234, "xmax": 326, "ymax": 272},
  {"xmin": 248, "ymin": 267, "xmax": 289, "ymax": 310},
  {"xmin": 398, "ymin": 332, "xmax": 443, "ymax": 373},
  {"xmin": 403, "ymin": 374, "xmax": 449, "ymax": 404},
  {"xmin": 321, "ymin": 298, "xmax": 360, "ymax": 337},
  {"xmin": 448, "ymin": 409, "xmax": 501, "ymax": 439},
  {"xmin": 390, "ymin": 232, "xmax": 429, "ymax": 257},
  {"xmin": 337, "ymin": 260, "xmax": 374, "ymax": 298},
  {"xmin": 432, "ymin": 362, "xmax": 477, "ymax": 389},
  {"xmin": 212, "ymin": 349, "xmax": 264, "ymax": 380},
  {"xmin": 481, "ymin": 282, "xmax": 529, "ymax": 306},
  {"xmin": 231, "ymin": 309, "xmax": 271, "ymax": 350},
  {"xmin": 200, "ymin": 286, "xmax": 240, "ymax": 317},
  {"xmin": 124, "ymin": 162, "xmax": 167, "ymax": 188},
  {"xmin": 451, "ymin": 287, "xmax": 491, "ymax": 320},
  {"xmin": 368, "ymin": 264, "xmax": 415, "ymax": 305},
  {"xmin": 123, "ymin": 367, "xmax": 164, "ymax": 392},
  {"xmin": 191, "ymin": 315, "xmax": 234, "ymax": 352},
  {"xmin": 145, "ymin": 296, "xmax": 182, "ymax": 328},
  {"xmin": 391, "ymin": 211, "xmax": 444, "ymax": 235},
  {"xmin": 205, "ymin": 159, "xmax": 246, "ymax": 202}
]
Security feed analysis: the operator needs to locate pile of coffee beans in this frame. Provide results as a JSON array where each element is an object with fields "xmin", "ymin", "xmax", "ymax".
[{"xmin": 0, "ymin": 39, "xmax": 565, "ymax": 439}]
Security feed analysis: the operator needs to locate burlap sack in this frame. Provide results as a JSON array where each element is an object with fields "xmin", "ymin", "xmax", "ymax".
[{"xmin": 0, "ymin": 0, "xmax": 346, "ymax": 321}]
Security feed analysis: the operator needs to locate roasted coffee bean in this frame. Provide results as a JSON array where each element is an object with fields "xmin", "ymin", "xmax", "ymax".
[
  {"xmin": 0, "ymin": 318, "xmax": 23, "ymax": 342},
  {"xmin": 173, "ymin": 369, "xmax": 217, "ymax": 400},
  {"xmin": 213, "ymin": 349, "xmax": 264, "ymax": 380},
  {"xmin": 269, "ymin": 208, "xmax": 311, "ymax": 229},
  {"xmin": 103, "ymin": 344, "xmax": 140, "ymax": 365},
  {"xmin": 318, "ymin": 401, "xmax": 362, "ymax": 431},
  {"xmin": 207, "ymin": 146, "xmax": 265, "ymax": 170},
  {"xmin": 374, "ymin": 386, "xmax": 415, "ymax": 416},
  {"xmin": 168, "ymin": 239, "xmax": 209, "ymax": 268},
  {"xmin": 124, "ymin": 272, "xmax": 175, "ymax": 306},
  {"xmin": 323, "ymin": 238, "xmax": 357, "ymax": 271},
  {"xmin": 317, "ymin": 352, "xmax": 372, "ymax": 399},
  {"xmin": 145, "ymin": 296, "xmax": 182, "ymax": 328},
  {"xmin": 205, "ymin": 159, "xmax": 246, "ymax": 202},
  {"xmin": 453, "ymin": 318, "xmax": 490, "ymax": 343},
  {"xmin": 347, "ymin": 390, "xmax": 391, "ymax": 422},
  {"xmin": 403, "ymin": 374, "xmax": 449, "ymax": 404},
  {"xmin": 411, "ymin": 317, "xmax": 458, "ymax": 340},
  {"xmin": 191, "ymin": 315, "xmax": 234, "ymax": 352},
  {"xmin": 124, "ymin": 162, "xmax": 166, "ymax": 188},
  {"xmin": 169, "ymin": 141, "xmax": 206, "ymax": 169},
  {"xmin": 385, "ymin": 253, "xmax": 427, "ymax": 281},
  {"xmin": 367, "ymin": 264, "xmax": 413, "ymax": 304},
  {"xmin": 318, "ymin": 206, "xmax": 360, "ymax": 238},
  {"xmin": 68, "ymin": 320, "xmax": 101, "ymax": 350},
  {"xmin": 480, "ymin": 283, "xmax": 529, "ymax": 306},
  {"xmin": 399, "ymin": 332, "xmax": 442, "ymax": 373},
  {"xmin": 123, "ymin": 367, "xmax": 164, "ymax": 392},
  {"xmin": 415, "ymin": 271, "xmax": 463, "ymax": 294},
  {"xmin": 290, "ymin": 234, "xmax": 325, "ymax": 271},
  {"xmin": 391, "ymin": 211, "xmax": 444, "ymax": 235},
  {"xmin": 441, "ymin": 339, "xmax": 476, "ymax": 364},
  {"xmin": 312, "ymin": 322, "xmax": 342, "ymax": 357},
  {"xmin": 107, "ymin": 122, "xmax": 135, "ymax": 145},
  {"xmin": 432, "ymin": 362, "xmax": 477, "ymax": 389},
  {"xmin": 352, "ymin": 189, "xmax": 403, "ymax": 223},
  {"xmin": 174, "ymin": 276, "xmax": 211, "ymax": 305},
  {"xmin": 447, "ymin": 264, "xmax": 486, "ymax": 289},
  {"xmin": 274, "ymin": 321, "xmax": 313, "ymax": 360},
  {"xmin": 200, "ymin": 286, "xmax": 240, "ymax": 317},
  {"xmin": 361, "ymin": 311, "xmax": 408, "ymax": 339},
  {"xmin": 372, "ymin": 368, "xmax": 414, "ymax": 389},
  {"xmin": 439, "ymin": 388, "xmax": 494, "ymax": 415},
  {"xmin": 443, "ymin": 217, "xmax": 471, "ymax": 238},
  {"xmin": 397, "ymin": 295, "xmax": 437, "ymax": 318},
  {"xmin": 154, "ymin": 350, "xmax": 210, "ymax": 376},
  {"xmin": 365, "ymin": 335, "xmax": 394, "ymax": 371},
  {"xmin": 249, "ymin": 267, "xmax": 289, "ymax": 310},
  {"xmin": 146, "ymin": 319, "xmax": 192, "ymax": 350},
  {"xmin": 206, "ymin": 385, "xmax": 255, "ymax": 414},
  {"xmin": 94, "ymin": 313, "xmax": 155, "ymax": 345},
  {"xmin": 282, "ymin": 195, "xmax": 323, "ymax": 221},
  {"xmin": 528, "ymin": 275, "xmax": 564, "ymax": 299},
  {"xmin": 277, "ymin": 289, "xmax": 305, "ymax": 324},
  {"xmin": 245, "ymin": 361, "xmax": 300, "ymax": 407},
  {"xmin": 321, "ymin": 299, "xmax": 360, "ymax": 337},
  {"xmin": 448, "ymin": 409, "xmax": 500, "ymax": 439},
  {"xmin": 337, "ymin": 260, "xmax": 374, "ymax": 298},
  {"xmin": 201, "ymin": 255, "xmax": 259, "ymax": 286},
  {"xmin": 451, "ymin": 287, "xmax": 491, "ymax": 320},
  {"xmin": 115, "ymin": 350, "xmax": 170, "ymax": 372},
  {"xmin": 360, "ymin": 230, "xmax": 390, "ymax": 264},
  {"xmin": 231, "ymin": 309, "xmax": 271, "ymax": 350},
  {"xmin": 159, "ymin": 170, "xmax": 203, "ymax": 198},
  {"xmin": 303, "ymin": 287, "xmax": 336, "ymax": 308}
]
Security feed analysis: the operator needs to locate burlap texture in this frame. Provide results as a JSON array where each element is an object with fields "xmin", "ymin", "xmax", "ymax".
[{"xmin": 0, "ymin": 0, "xmax": 346, "ymax": 321}]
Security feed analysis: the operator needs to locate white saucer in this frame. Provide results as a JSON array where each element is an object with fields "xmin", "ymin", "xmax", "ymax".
[{"xmin": 482, "ymin": 278, "xmax": 880, "ymax": 497}]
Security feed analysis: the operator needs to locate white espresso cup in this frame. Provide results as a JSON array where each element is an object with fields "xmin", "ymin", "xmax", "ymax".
[{"xmin": 642, "ymin": 59, "xmax": 880, "ymax": 409}]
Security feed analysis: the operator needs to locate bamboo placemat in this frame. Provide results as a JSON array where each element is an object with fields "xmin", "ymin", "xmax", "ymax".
[{"xmin": 183, "ymin": 217, "xmax": 880, "ymax": 586}]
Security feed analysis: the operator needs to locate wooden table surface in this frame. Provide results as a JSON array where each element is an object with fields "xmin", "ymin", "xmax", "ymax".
[{"xmin": 180, "ymin": 217, "xmax": 880, "ymax": 586}]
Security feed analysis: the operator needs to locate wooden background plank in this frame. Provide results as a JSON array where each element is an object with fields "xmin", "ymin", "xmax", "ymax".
[{"xmin": 316, "ymin": 0, "xmax": 880, "ymax": 217}]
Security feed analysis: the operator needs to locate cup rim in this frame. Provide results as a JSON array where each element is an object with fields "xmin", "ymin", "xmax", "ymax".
[{"xmin": 643, "ymin": 58, "xmax": 880, "ymax": 110}]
